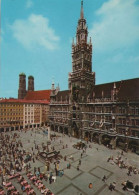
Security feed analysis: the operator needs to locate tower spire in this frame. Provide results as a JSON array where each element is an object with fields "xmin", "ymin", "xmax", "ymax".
[{"xmin": 80, "ymin": 0, "xmax": 84, "ymax": 19}]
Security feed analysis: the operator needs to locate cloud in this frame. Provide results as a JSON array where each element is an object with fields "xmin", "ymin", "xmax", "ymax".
[
  {"xmin": 89, "ymin": 0, "xmax": 139, "ymax": 53},
  {"xmin": 10, "ymin": 14, "xmax": 60, "ymax": 50},
  {"xmin": 26, "ymin": 0, "xmax": 33, "ymax": 9}
]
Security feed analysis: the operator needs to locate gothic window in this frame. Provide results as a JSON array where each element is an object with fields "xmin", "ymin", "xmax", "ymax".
[
  {"xmin": 135, "ymin": 108, "xmax": 139, "ymax": 115},
  {"xmin": 136, "ymin": 120, "xmax": 139, "ymax": 126}
]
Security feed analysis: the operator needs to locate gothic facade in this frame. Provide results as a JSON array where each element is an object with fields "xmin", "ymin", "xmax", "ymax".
[{"xmin": 49, "ymin": 1, "xmax": 139, "ymax": 152}]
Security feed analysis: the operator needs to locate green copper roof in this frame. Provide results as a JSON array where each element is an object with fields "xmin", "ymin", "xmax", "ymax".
[
  {"xmin": 19, "ymin": 72, "xmax": 26, "ymax": 76},
  {"xmin": 28, "ymin": 75, "xmax": 34, "ymax": 79}
]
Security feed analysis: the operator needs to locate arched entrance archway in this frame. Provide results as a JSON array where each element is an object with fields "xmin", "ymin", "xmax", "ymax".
[
  {"xmin": 0, "ymin": 128, "xmax": 4, "ymax": 133},
  {"xmin": 51, "ymin": 125, "xmax": 54, "ymax": 131},
  {"xmin": 92, "ymin": 132, "xmax": 99, "ymax": 143},
  {"xmin": 84, "ymin": 131, "xmax": 91, "ymax": 141},
  {"xmin": 59, "ymin": 126, "xmax": 63, "ymax": 133},
  {"xmin": 64, "ymin": 127, "xmax": 68, "ymax": 135},
  {"xmin": 101, "ymin": 134, "xmax": 111, "ymax": 146},
  {"xmin": 72, "ymin": 121, "xmax": 79, "ymax": 138},
  {"xmin": 116, "ymin": 137, "xmax": 125, "ymax": 149},
  {"xmin": 128, "ymin": 139, "xmax": 139, "ymax": 153},
  {"xmin": 55, "ymin": 126, "xmax": 58, "ymax": 132}
]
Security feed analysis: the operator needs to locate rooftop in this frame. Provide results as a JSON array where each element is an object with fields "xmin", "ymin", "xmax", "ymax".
[
  {"xmin": 25, "ymin": 90, "xmax": 51, "ymax": 102},
  {"xmin": 93, "ymin": 78, "xmax": 139, "ymax": 100},
  {"xmin": 0, "ymin": 98, "xmax": 49, "ymax": 104}
]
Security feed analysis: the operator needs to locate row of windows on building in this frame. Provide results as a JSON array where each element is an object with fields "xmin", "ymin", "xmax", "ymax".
[
  {"xmin": 1, "ymin": 113, "xmax": 23, "ymax": 116},
  {"xmin": 25, "ymin": 120, "xmax": 34, "ymax": 124},
  {"xmin": 52, "ymin": 114, "xmax": 139, "ymax": 126},
  {"xmin": 0, "ymin": 104, "xmax": 22, "ymax": 107},
  {"xmin": 118, "ymin": 119, "xmax": 139, "ymax": 126},
  {"xmin": 0, "ymin": 109, "xmax": 22, "ymax": 112},
  {"xmin": 0, "ymin": 121, "xmax": 22, "ymax": 125},
  {"xmin": 118, "ymin": 128, "xmax": 139, "ymax": 137},
  {"xmin": 1, "ymin": 117, "xmax": 23, "ymax": 121},
  {"xmin": 50, "ymin": 107, "xmax": 139, "ymax": 114},
  {"xmin": 86, "ymin": 107, "xmax": 139, "ymax": 114}
]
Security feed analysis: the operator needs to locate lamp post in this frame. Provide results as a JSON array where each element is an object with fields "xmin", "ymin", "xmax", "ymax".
[{"xmin": 125, "ymin": 127, "xmax": 129, "ymax": 152}]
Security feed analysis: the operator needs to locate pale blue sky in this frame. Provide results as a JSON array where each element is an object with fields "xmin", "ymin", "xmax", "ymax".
[{"xmin": 1, "ymin": 0, "xmax": 139, "ymax": 98}]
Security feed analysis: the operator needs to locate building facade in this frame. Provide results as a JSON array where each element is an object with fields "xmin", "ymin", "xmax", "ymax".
[
  {"xmin": 0, "ymin": 99, "xmax": 49, "ymax": 132},
  {"xmin": 0, "ymin": 99, "xmax": 24, "ymax": 132},
  {"xmin": 49, "ymin": 1, "xmax": 139, "ymax": 151},
  {"xmin": 23, "ymin": 100, "xmax": 49, "ymax": 129}
]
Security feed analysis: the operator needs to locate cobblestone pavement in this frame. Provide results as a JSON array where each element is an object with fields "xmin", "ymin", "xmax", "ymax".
[{"xmin": 1, "ymin": 129, "xmax": 139, "ymax": 195}]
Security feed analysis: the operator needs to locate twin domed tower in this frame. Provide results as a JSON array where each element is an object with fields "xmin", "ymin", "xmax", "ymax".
[{"xmin": 18, "ymin": 73, "xmax": 34, "ymax": 99}]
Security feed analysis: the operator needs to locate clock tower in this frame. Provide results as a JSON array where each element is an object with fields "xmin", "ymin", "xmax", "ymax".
[
  {"xmin": 68, "ymin": 1, "xmax": 95, "ymax": 138},
  {"xmin": 68, "ymin": 0, "xmax": 95, "ymax": 103}
]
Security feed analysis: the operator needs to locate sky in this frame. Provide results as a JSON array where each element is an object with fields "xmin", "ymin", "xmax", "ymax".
[{"xmin": 1, "ymin": 0, "xmax": 139, "ymax": 98}]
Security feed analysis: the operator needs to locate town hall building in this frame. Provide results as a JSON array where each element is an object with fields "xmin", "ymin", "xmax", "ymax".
[{"xmin": 49, "ymin": 1, "xmax": 139, "ymax": 152}]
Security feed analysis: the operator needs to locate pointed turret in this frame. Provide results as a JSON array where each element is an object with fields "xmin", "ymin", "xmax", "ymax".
[
  {"xmin": 80, "ymin": 0, "xmax": 84, "ymax": 19},
  {"xmin": 50, "ymin": 82, "xmax": 56, "ymax": 103},
  {"xmin": 51, "ymin": 82, "xmax": 55, "ymax": 91},
  {"xmin": 76, "ymin": 0, "xmax": 88, "ymax": 45}
]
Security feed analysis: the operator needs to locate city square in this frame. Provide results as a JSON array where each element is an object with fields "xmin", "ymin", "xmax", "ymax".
[
  {"xmin": 0, "ymin": 128, "xmax": 138, "ymax": 194},
  {"xmin": 1, "ymin": 0, "xmax": 139, "ymax": 194}
]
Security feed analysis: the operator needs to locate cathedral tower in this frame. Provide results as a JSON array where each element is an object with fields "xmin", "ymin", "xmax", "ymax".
[
  {"xmin": 18, "ymin": 73, "xmax": 27, "ymax": 99},
  {"xmin": 28, "ymin": 75, "xmax": 34, "ymax": 91}
]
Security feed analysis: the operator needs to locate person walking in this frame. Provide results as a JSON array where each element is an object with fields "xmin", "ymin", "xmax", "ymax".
[{"xmin": 102, "ymin": 175, "xmax": 107, "ymax": 182}]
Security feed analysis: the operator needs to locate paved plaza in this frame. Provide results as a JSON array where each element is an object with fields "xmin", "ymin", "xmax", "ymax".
[{"xmin": 0, "ymin": 129, "xmax": 139, "ymax": 195}]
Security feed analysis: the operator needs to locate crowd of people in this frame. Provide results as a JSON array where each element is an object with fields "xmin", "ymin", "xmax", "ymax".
[
  {"xmin": 0, "ymin": 131, "xmax": 55, "ymax": 195},
  {"xmin": 107, "ymin": 151, "xmax": 139, "ymax": 176},
  {"xmin": 106, "ymin": 151, "xmax": 139, "ymax": 192},
  {"xmin": 0, "ymin": 129, "xmax": 138, "ymax": 194}
]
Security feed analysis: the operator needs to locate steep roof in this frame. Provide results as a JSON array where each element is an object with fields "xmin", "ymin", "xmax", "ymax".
[
  {"xmin": 25, "ymin": 90, "xmax": 51, "ymax": 102},
  {"xmin": 93, "ymin": 78, "xmax": 139, "ymax": 100},
  {"xmin": 117, "ymin": 78, "xmax": 139, "ymax": 100},
  {"xmin": 56, "ymin": 90, "xmax": 69, "ymax": 101}
]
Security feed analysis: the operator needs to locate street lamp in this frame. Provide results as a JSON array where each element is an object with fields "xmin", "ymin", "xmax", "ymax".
[{"xmin": 125, "ymin": 127, "xmax": 129, "ymax": 152}]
